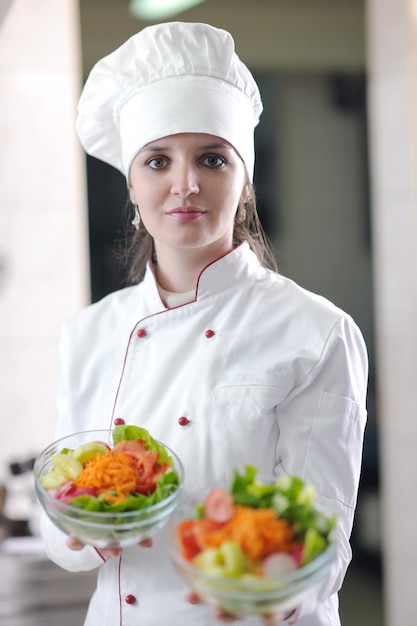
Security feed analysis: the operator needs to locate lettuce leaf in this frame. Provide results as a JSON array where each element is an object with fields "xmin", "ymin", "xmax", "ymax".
[
  {"xmin": 112, "ymin": 425, "xmax": 173, "ymax": 465},
  {"xmin": 229, "ymin": 466, "xmax": 336, "ymax": 553},
  {"xmin": 69, "ymin": 494, "xmax": 103, "ymax": 511}
]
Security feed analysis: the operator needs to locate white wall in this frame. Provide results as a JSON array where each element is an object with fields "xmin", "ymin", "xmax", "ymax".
[
  {"xmin": 366, "ymin": 0, "xmax": 417, "ymax": 623},
  {"xmin": 0, "ymin": 0, "xmax": 90, "ymax": 479}
]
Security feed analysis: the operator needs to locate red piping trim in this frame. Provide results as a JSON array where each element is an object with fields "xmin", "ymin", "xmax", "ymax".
[
  {"xmin": 94, "ymin": 547, "xmax": 106, "ymax": 563},
  {"xmin": 194, "ymin": 244, "xmax": 241, "ymax": 294},
  {"xmin": 109, "ymin": 244, "xmax": 242, "ymax": 425},
  {"xmin": 118, "ymin": 553, "xmax": 123, "ymax": 626}
]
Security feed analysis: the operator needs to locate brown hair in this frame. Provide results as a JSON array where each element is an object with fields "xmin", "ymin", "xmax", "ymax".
[{"xmin": 116, "ymin": 184, "xmax": 277, "ymax": 285}]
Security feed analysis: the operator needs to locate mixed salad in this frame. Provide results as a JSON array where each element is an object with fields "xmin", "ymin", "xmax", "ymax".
[
  {"xmin": 40, "ymin": 425, "xmax": 180, "ymax": 513},
  {"xmin": 177, "ymin": 466, "xmax": 336, "ymax": 582}
]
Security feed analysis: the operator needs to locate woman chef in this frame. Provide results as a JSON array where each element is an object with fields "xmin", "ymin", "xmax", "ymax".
[{"xmin": 40, "ymin": 21, "xmax": 368, "ymax": 626}]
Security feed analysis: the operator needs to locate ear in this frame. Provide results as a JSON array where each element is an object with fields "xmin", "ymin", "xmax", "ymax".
[
  {"xmin": 128, "ymin": 186, "xmax": 136, "ymax": 205},
  {"xmin": 239, "ymin": 182, "xmax": 250, "ymax": 205}
]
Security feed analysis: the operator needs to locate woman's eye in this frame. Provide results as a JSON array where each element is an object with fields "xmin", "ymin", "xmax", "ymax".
[
  {"xmin": 147, "ymin": 156, "xmax": 167, "ymax": 169},
  {"xmin": 202, "ymin": 154, "xmax": 226, "ymax": 168}
]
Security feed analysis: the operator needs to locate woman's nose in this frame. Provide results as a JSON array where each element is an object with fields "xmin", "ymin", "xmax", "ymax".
[{"xmin": 170, "ymin": 163, "xmax": 199, "ymax": 198}]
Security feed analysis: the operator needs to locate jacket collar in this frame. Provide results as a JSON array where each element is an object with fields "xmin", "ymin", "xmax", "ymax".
[{"xmin": 142, "ymin": 242, "xmax": 261, "ymax": 305}]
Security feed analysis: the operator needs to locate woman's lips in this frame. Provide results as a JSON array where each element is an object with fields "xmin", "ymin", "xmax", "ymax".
[{"xmin": 166, "ymin": 207, "xmax": 205, "ymax": 221}]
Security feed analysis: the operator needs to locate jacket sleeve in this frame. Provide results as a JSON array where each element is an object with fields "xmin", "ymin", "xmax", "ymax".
[
  {"xmin": 275, "ymin": 314, "xmax": 368, "ymax": 619},
  {"xmin": 39, "ymin": 322, "xmax": 105, "ymax": 573},
  {"xmin": 40, "ymin": 512, "xmax": 105, "ymax": 572}
]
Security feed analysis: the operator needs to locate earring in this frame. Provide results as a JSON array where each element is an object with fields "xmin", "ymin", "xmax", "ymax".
[{"xmin": 131, "ymin": 205, "xmax": 141, "ymax": 230}]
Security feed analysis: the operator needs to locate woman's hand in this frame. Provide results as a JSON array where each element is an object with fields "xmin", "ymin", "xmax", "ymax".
[
  {"xmin": 66, "ymin": 536, "xmax": 153, "ymax": 559},
  {"xmin": 215, "ymin": 607, "xmax": 294, "ymax": 626},
  {"xmin": 186, "ymin": 591, "xmax": 297, "ymax": 625}
]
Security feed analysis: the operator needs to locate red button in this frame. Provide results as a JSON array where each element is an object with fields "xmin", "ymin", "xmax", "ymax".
[
  {"xmin": 114, "ymin": 418, "xmax": 125, "ymax": 425},
  {"xmin": 137, "ymin": 328, "xmax": 147, "ymax": 338},
  {"xmin": 125, "ymin": 594, "xmax": 136, "ymax": 605},
  {"xmin": 178, "ymin": 416, "xmax": 190, "ymax": 427},
  {"xmin": 205, "ymin": 329, "xmax": 215, "ymax": 338}
]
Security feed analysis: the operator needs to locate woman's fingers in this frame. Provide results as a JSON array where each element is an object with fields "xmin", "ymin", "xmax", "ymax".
[
  {"xmin": 138, "ymin": 537, "xmax": 153, "ymax": 548},
  {"xmin": 66, "ymin": 536, "xmax": 85, "ymax": 551},
  {"xmin": 261, "ymin": 613, "xmax": 285, "ymax": 626},
  {"xmin": 214, "ymin": 606, "xmax": 296, "ymax": 624},
  {"xmin": 262, "ymin": 608, "xmax": 298, "ymax": 626},
  {"xmin": 214, "ymin": 607, "xmax": 241, "ymax": 622},
  {"xmin": 66, "ymin": 536, "xmax": 152, "ymax": 557},
  {"xmin": 186, "ymin": 593, "xmax": 239, "ymax": 621},
  {"xmin": 66, "ymin": 536, "xmax": 122, "ymax": 558},
  {"xmin": 185, "ymin": 588, "xmax": 295, "ymax": 625},
  {"xmin": 186, "ymin": 590, "xmax": 203, "ymax": 604},
  {"xmin": 100, "ymin": 547, "xmax": 122, "ymax": 558}
]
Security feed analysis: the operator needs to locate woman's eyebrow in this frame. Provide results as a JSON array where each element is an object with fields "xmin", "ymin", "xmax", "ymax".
[
  {"xmin": 140, "ymin": 141, "xmax": 232, "ymax": 154},
  {"xmin": 139, "ymin": 145, "xmax": 168, "ymax": 154},
  {"xmin": 200, "ymin": 142, "xmax": 232, "ymax": 150}
]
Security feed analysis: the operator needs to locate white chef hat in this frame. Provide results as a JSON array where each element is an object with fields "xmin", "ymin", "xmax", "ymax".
[{"xmin": 76, "ymin": 21, "xmax": 263, "ymax": 181}]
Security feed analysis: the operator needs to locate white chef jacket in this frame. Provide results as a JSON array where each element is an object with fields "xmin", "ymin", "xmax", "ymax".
[{"xmin": 41, "ymin": 242, "xmax": 368, "ymax": 626}]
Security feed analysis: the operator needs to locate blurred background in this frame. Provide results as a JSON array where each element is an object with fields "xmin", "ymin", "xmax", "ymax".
[{"xmin": 0, "ymin": 0, "xmax": 416, "ymax": 624}]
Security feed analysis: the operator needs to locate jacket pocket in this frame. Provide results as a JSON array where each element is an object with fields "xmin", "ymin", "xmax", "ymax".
[
  {"xmin": 218, "ymin": 383, "xmax": 290, "ymax": 406},
  {"xmin": 210, "ymin": 383, "xmax": 290, "ymax": 453}
]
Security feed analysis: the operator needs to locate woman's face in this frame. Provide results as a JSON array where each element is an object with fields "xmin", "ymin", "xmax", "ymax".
[{"xmin": 128, "ymin": 133, "xmax": 248, "ymax": 259}]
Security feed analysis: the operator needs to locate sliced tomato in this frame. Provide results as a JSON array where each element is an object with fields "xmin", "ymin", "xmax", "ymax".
[
  {"xmin": 203, "ymin": 487, "xmax": 235, "ymax": 523},
  {"xmin": 137, "ymin": 450, "xmax": 159, "ymax": 478},
  {"xmin": 113, "ymin": 439, "xmax": 148, "ymax": 456},
  {"xmin": 177, "ymin": 516, "xmax": 226, "ymax": 559},
  {"xmin": 177, "ymin": 520, "xmax": 201, "ymax": 560}
]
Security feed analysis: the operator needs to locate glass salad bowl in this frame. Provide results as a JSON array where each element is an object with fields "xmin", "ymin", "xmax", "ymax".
[
  {"xmin": 170, "ymin": 467, "xmax": 336, "ymax": 618},
  {"xmin": 34, "ymin": 426, "xmax": 184, "ymax": 549}
]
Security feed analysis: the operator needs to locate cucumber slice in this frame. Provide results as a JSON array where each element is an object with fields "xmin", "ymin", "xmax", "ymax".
[
  {"xmin": 301, "ymin": 528, "xmax": 327, "ymax": 565},
  {"xmin": 51, "ymin": 453, "xmax": 83, "ymax": 479},
  {"xmin": 220, "ymin": 541, "xmax": 248, "ymax": 577},
  {"xmin": 194, "ymin": 547, "xmax": 223, "ymax": 570},
  {"xmin": 72, "ymin": 442, "xmax": 109, "ymax": 464},
  {"xmin": 40, "ymin": 466, "xmax": 67, "ymax": 489},
  {"xmin": 194, "ymin": 543, "xmax": 248, "ymax": 579}
]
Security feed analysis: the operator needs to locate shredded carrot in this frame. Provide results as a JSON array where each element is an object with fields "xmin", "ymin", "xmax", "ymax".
[
  {"xmin": 199, "ymin": 506, "xmax": 301, "ymax": 563},
  {"xmin": 75, "ymin": 451, "xmax": 139, "ymax": 504}
]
